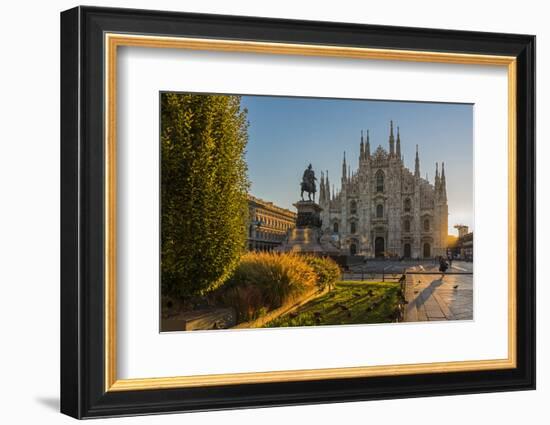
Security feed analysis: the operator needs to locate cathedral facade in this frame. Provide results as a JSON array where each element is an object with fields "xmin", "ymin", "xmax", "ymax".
[{"xmin": 318, "ymin": 121, "xmax": 448, "ymax": 259}]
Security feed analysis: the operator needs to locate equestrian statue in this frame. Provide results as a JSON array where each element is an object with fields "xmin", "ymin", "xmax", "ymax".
[{"xmin": 300, "ymin": 164, "xmax": 317, "ymax": 202}]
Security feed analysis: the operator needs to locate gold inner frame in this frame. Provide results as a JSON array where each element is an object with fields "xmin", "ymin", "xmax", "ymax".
[{"xmin": 104, "ymin": 33, "xmax": 517, "ymax": 392}]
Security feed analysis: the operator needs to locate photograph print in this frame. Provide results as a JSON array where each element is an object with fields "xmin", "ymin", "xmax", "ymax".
[{"xmin": 160, "ymin": 92, "xmax": 474, "ymax": 332}]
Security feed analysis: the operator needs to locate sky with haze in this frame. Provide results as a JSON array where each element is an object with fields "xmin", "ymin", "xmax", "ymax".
[{"xmin": 240, "ymin": 95, "xmax": 473, "ymax": 236}]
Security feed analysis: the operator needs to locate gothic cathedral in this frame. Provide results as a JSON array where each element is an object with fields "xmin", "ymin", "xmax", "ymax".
[{"xmin": 318, "ymin": 121, "xmax": 448, "ymax": 259}]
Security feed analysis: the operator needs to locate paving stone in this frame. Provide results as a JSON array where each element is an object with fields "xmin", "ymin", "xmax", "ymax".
[{"xmin": 404, "ymin": 269, "xmax": 473, "ymax": 322}]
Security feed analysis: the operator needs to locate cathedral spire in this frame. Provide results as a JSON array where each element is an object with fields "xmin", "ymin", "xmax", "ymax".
[
  {"xmin": 396, "ymin": 126, "xmax": 401, "ymax": 159},
  {"xmin": 342, "ymin": 151, "xmax": 347, "ymax": 181},
  {"xmin": 325, "ymin": 170, "xmax": 330, "ymax": 201},
  {"xmin": 389, "ymin": 120, "xmax": 395, "ymax": 156},
  {"xmin": 360, "ymin": 130, "xmax": 365, "ymax": 160},
  {"xmin": 414, "ymin": 144, "xmax": 420, "ymax": 178},
  {"xmin": 441, "ymin": 162, "xmax": 447, "ymax": 201},
  {"xmin": 435, "ymin": 162, "xmax": 441, "ymax": 191},
  {"xmin": 366, "ymin": 129, "xmax": 371, "ymax": 158},
  {"xmin": 322, "ymin": 172, "xmax": 326, "ymax": 203}
]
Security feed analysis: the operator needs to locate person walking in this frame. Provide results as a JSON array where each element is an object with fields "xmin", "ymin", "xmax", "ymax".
[{"xmin": 439, "ymin": 256, "xmax": 448, "ymax": 276}]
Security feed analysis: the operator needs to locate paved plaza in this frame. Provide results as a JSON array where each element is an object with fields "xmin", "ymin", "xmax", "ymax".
[
  {"xmin": 339, "ymin": 259, "xmax": 473, "ymax": 323},
  {"xmin": 404, "ymin": 261, "xmax": 473, "ymax": 322},
  {"xmin": 349, "ymin": 259, "xmax": 473, "ymax": 274}
]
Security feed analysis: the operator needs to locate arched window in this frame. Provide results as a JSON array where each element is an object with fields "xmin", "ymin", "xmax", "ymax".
[
  {"xmin": 404, "ymin": 219, "xmax": 411, "ymax": 233},
  {"xmin": 376, "ymin": 204, "xmax": 383, "ymax": 218},
  {"xmin": 350, "ymin": 200, "xmax": 357, "ymax": 215},
  {"xmin": 375, "ymin": 170, "xmax": 384, "ymax": 192},
  {"xmin": 404, "ymin": 198, "xmax": 411, "ymax": 212},
  {"xmin": 350, "ymin": 221, "xmax": 357, "ymax": 234},
  {"xmin": 424, "ymin": 218, "xmax": 430, "ymax": 231},
  {"xmin": 333, "ymin": 222, "xmax": 339, "ymax": 233}
]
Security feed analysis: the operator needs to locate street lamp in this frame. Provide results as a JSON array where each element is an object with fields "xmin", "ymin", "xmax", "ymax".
[{"xmin": 252, "ymin": 218, "xmax": 263, "ymax": 251}]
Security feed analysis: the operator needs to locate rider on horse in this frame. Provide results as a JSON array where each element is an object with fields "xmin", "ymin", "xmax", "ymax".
[{"xmin": 301, "ymin": 164, "xmax": 317, "ymax": 202}]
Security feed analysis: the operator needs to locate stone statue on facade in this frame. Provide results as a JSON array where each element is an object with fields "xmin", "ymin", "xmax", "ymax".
[{"xmin": 300, "ymin": 164, "xmax": 317, "ymax": 202}]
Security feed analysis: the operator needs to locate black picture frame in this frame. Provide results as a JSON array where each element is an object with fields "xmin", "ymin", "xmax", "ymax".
[{"xmin": 61, "ymin": 5, "xmax": 535, "ymax": 419}]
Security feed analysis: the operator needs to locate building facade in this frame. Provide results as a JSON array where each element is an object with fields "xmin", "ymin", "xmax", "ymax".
[
  {"xmin": 318, "ymin": 121, "xmax": 448, "ymax": 259},
  {"xmin": 450, "ymin": 225, "xmax": 473, "ymax": 261},
  {"xmin": 247, "ymin": 195, "xmax": 297, "ymax": 251}
]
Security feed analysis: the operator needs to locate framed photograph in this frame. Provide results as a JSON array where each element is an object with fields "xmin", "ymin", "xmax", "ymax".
[{"xmin": 60, "ymin": 6, "xmax": 535, "ymax": 419}]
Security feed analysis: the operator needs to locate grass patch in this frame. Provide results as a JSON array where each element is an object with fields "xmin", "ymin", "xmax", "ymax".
[{"xmin": 264, "ymin": 281, "xmax": 402, "ymax": 328}]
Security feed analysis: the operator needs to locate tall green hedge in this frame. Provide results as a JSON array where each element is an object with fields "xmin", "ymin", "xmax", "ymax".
[{"xmin": 161, "ymin": 93, "xmax": 250, "ymax": 299}]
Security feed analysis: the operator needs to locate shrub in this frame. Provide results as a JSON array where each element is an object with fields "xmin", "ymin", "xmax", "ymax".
[
  {"xmin": 303, "ymin": 256, "xmax": 341, "ymax": 291},
  {"xmin": 216, "ymin": 252, "xmax": 317, "ymax": 322}
]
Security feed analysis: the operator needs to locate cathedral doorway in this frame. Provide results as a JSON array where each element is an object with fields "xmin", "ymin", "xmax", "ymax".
[
  {"xmin": 350, "ymin": 243, "xmax": 357, "ymax": 256},
  {"xmin": 404, "ymin": 243, "xmax": 411, "ymax": 258},
  {"xmin": 375, "ymin": 237, "xmax": 385, "ymax": 258},
  {"xmin": 423, "ymin": 242, "xmax": 431, "ymax": 258}
]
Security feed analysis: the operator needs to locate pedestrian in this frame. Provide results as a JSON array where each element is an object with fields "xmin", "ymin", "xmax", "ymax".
[
  {"xmin": 439, "ymin": 256, "xmax": 448, "ymax": 276},
  {"xmin": 448, "ymin": 255, "xmax": 453, "ymax": 269}
]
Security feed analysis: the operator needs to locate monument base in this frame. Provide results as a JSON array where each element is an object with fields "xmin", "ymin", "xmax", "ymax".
[
  {"xmin": 294, "ymin": 200, "xmax": 323, "ymax": 228},
  {"xmin": 276, "ymin": 227, "xmax": 323, "ymax": 253},
  {"xmin": 276, "ymin": 201, "xmax": 340, "ymax": 254}
]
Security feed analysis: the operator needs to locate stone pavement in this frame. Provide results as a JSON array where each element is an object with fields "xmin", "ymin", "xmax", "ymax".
[{"xmin": 404, "ymin": 267, "xmax": 473, "ymax": 322}]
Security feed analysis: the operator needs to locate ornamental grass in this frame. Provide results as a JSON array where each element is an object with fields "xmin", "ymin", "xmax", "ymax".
[{"xmin": 218, "ymin": 252, "xmax": 317, "ymax": 322}]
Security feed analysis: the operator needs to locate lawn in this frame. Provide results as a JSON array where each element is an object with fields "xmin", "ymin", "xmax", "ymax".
[{"xmin": 264, "ymin": 280, "xmax": 403, "ymax": 328}]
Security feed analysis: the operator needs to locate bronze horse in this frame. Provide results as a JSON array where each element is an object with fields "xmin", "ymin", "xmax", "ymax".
[{"xmin": 301, "ymin": 165, "xmax": 317, "ymax": 202}]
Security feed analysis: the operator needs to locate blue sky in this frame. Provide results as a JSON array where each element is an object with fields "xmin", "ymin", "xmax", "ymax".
[{"xmin": 240, "ymin": 95, "xmax": 473, "ymax": 236}]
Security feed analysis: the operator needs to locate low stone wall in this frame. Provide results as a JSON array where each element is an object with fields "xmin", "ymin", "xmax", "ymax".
[{"xmin": 161, "ymin": 307, "xmax": 236, "ymax": 332}]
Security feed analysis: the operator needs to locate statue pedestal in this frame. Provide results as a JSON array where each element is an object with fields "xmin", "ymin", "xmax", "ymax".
[
  {"xmin": 277, "ymin": 227, "xmax": 324, "ymax": 253},
  {"xmin": 276, "ymin": 201, "xmax": 339, "ymax": 254},
  {"xmin": 294, "ymin": 201, "xmax": 323, "ymax": 228}
]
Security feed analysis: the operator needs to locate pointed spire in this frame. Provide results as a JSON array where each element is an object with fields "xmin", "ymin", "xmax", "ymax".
[
  {"xmin": 414, "ymin": 144, "xmax": 420, "ymax": 178},
  {"xmin": 342, "ymin": 151, "xmax": 347, "ymax": 181},
  {"xmin": 319, "ymin": 171, "xmax": 325, "ymax": 203},
  {"xmin": 396, "ymin": 126, "xmax": 401, "ymax": 159},
  {"xmin": 360, "ymin": 130, "xmax": 365, "ymax": 160},
  {"xmin": 366, "ymin": 129, "xmax": 371, "ymax": 158},
  {"xmin": 389, "ymin": 120, "xmax": 395, "ymax": 156},
  {"xmin": 441, "ymin": 162, "xmax": 447, "ymax": 201},
  {"xmin": 325, "ymin": 170, "xmax": 330, "ymax": 201},
  {"xmin": 435, "ymin": 162, "xmax": 440, "ymax": 190}
]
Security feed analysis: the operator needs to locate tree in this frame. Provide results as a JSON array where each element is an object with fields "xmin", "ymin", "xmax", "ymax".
[{"xmin": 161, "ymin": 93, "xmax": 250, "ymax": 299}]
